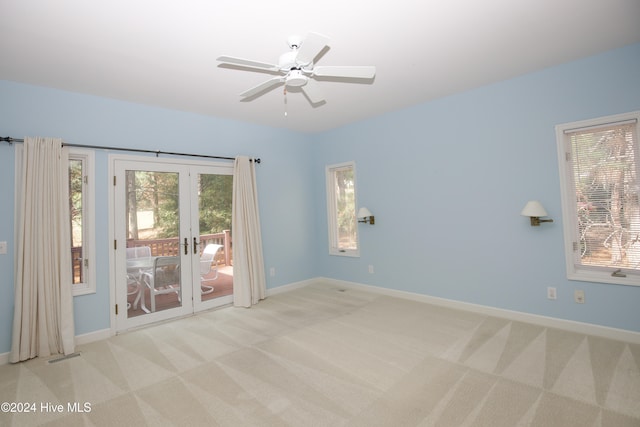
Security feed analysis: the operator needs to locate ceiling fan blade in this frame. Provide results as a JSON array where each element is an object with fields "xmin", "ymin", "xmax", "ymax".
[
  {"xmin": 240, "ymin": 77, "xmax": 285, "ymax": 98},
  {"xmin": 296, "ymin": 32, "xmax": 330, "ymax": 65},
  {"xmin": 313, "ymin": 65, "xmax": 376, "ymax": 79},
  {"xmin": 217, "ymin": 56, "xmax": 280, "ymax": 72},
  {"xmin": 301, "ymin": 79, "xmax": 325, "ymax": 104}
]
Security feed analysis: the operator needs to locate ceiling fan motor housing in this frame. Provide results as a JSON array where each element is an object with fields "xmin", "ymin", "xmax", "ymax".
[{"xmin": 278, "ymin": 51, "xmax": 299, "ymax": 70}]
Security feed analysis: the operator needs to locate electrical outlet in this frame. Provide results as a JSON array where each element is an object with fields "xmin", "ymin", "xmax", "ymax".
[
  {"xmin": 368, "ymin": 265, "xmax": 374, "ymax": 274},
  {"xmin": 574, "ymin": 289, "xmax": 585, "ymax": 304},
  {"xmin": 270, "ymin": 267, "xmax": 275, "ymax": 277},
  {"xmin": 547, "ymin": 287, "xmax": 557, "ymax": 300},
  {"xmin": 0, "ymin": 241, "xmax": 6, "ymax": 255}
]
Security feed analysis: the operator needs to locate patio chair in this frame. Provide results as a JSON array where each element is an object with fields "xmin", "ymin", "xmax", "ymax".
[
  {"xmin": 142, "ymin": 256, "xmax": 181, "ymax": 312},
  {"xmin": 200, "ymin": 243, "xmax": 223, "ymax": 294},
  {"xmin": 127, "ymin": 273, "xmax": 142, "ymax": 310},
  {"xmin": 125, "ymin": 246, "xmax": 151, "ymax": 311},
  {"xmin": 126, "ymin": 246, "xmax": 151, "ymax": 259}
]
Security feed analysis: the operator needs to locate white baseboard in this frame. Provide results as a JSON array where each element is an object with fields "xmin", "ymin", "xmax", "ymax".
[
  {"xmin": 75, "ymin": 328, "xmax": 113, "ymax": 346},
  {"xmin": 317, "ymin": 277, "xmax": 640, "ymax": 345},
  {"xmin": 267, "ymin": 278, "xmax": 319, "ymax": 296}
]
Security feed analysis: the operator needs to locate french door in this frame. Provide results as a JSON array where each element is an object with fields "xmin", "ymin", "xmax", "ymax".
[{"xmin": 113, "ymin": 157, "xmax": 233, "ymax": 331}]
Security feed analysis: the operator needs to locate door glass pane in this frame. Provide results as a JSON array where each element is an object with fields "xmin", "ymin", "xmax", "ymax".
[
  {"xmin": 125, "ymin": 170, "xmax": 182, "ymax": 317},
  {"xmin": 197, "ymin": 173, "xmax": 233, "ymax": 303}
]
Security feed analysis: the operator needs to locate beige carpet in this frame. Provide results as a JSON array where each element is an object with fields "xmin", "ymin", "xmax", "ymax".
[{"xmin": 1, "ymin": 282, "xmax": 639, "ymax": 426}]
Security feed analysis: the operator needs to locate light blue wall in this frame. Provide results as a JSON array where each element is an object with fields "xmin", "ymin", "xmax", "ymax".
[
  {"xmin": 1, "ymin": 43, "xmax": 639, "ymax": 356},
  {"xmin": 0, "ymin": 82, "xmax": 317, "ymax": 353},
  {"xmin": 312, "ymin": 42, "xmax": 640, "ymax": 333}
]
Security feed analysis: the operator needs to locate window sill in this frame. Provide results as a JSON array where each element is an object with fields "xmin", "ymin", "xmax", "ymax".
[
  {"xmin": 568, "ymin": 270, "xmax": 640, "ymax": 287},
  {"xmin": 329, "ymin": 249, "xmax": 360, "ymax": 258},
  {"xmin": 72, "ymin": 284, "xmax": 96, "ymax": 296}
]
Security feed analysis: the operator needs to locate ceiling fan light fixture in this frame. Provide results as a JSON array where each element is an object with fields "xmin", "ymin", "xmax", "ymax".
[{"xmin": 286, "ymin": 70, "xmax": 307, "ymax": 87}]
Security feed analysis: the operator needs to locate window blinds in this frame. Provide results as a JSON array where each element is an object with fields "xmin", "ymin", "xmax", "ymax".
[{"xmin": 567, "ymin": 120, "xmax": 640, "ymax": 271}]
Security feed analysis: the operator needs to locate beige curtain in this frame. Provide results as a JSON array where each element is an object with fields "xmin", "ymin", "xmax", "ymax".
[
  {"xmin": 232, "ymin": 156, "xmax": 266, "ymax": 307},
  {"xmin": 11, "ymin": 137, "xmax": 75, "ymax": 363}
]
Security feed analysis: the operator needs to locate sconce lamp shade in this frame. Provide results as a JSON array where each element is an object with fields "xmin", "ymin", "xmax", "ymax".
[
  {"xmin": 521, "ymin": 200, "xmax": 548, "ymax": 217},
  {"xmin": 521, "ymin": 200, "xmax": 553, "ymax": 226},
  {"xmin": 357, "ymin": 207, "xmax": 373, "ymax": 219},
  {"xmin": 357, "ymin": 207, "xmax": 375, "ymax": 224}
]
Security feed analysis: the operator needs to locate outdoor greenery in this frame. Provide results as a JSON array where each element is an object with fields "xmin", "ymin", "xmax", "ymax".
[
  {"xmin": 199, "ymin": 173, "xmax": 233, "ymax": 234},
  {"xmin": 335, "ymin": 167, "xmax": 356, "ymax": 249},
  {"xmin": 69, "ymin": 159, "xmax": 84, "ymax": 284},
  {"xmin": 69, "ymin": 159, "xmax": 83, "ymax": 246},
  {"xmin": 126, "ymin": 171, "xmax": 232, "ymax": 239}
]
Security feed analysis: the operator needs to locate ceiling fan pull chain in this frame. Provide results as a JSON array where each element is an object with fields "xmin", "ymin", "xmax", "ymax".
[{"xmin": 283, "ymin": 86, "xmax": 288, "ymax": 117}]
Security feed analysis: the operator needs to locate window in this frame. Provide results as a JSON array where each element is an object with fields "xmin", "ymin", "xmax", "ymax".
[
  {"xmin": 326, "ymin": 161, "xmax": 359, "ymax": 256},
  {"xmin": 556, "ymin": 111, "xmax": 640, "ymax": 286},
  {"xmin": 69, "ymin": 149, "xmax": 96, "ymax": 295}
]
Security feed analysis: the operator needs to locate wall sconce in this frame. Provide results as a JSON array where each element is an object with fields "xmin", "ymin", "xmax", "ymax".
[
  {"xmin": 521, "ymin": 200, "xmax": 553, "ymax": 226},
  {"xmin": 357, "ymin": 207, "xmax": 375, "ymax": 225}
]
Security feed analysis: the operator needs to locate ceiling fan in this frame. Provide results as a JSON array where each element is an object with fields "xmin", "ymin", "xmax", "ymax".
[{"xmin": 217, "ymin": 32, "xmax": 376, "ymax": 105}]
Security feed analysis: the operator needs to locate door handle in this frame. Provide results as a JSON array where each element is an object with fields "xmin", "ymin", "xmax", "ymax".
[
  {"xmin": 193, "ymin": 237, "xmax": 199, "ymax": 254},
  {"xmin": 183, "ymin": 238, "xmax": 189, "ymax": 255}
]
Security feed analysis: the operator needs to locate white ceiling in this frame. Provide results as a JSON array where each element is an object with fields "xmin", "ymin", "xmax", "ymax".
[{"xmin": 2, "ymin": 0, "xmax": 640, "ymax": 133}]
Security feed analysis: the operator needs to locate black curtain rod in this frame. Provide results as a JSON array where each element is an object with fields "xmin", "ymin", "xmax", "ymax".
[{"xmin": 0, "ymin": 136, "xmax": 261, "ymax": 163}]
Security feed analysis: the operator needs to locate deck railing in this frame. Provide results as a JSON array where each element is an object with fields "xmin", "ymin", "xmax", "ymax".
[
  {"xmin": 72, "ymin": 246, "xmax": 83, "ymax": 284},
  {"xmin": 126, "ymin": 230, "xmax": 232, "ymax": 266}
]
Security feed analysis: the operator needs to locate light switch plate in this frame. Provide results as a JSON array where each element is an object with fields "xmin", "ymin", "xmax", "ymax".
[{"xmin": 0, "ymin": 241, "xmax": 6, "ymax": 255}]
